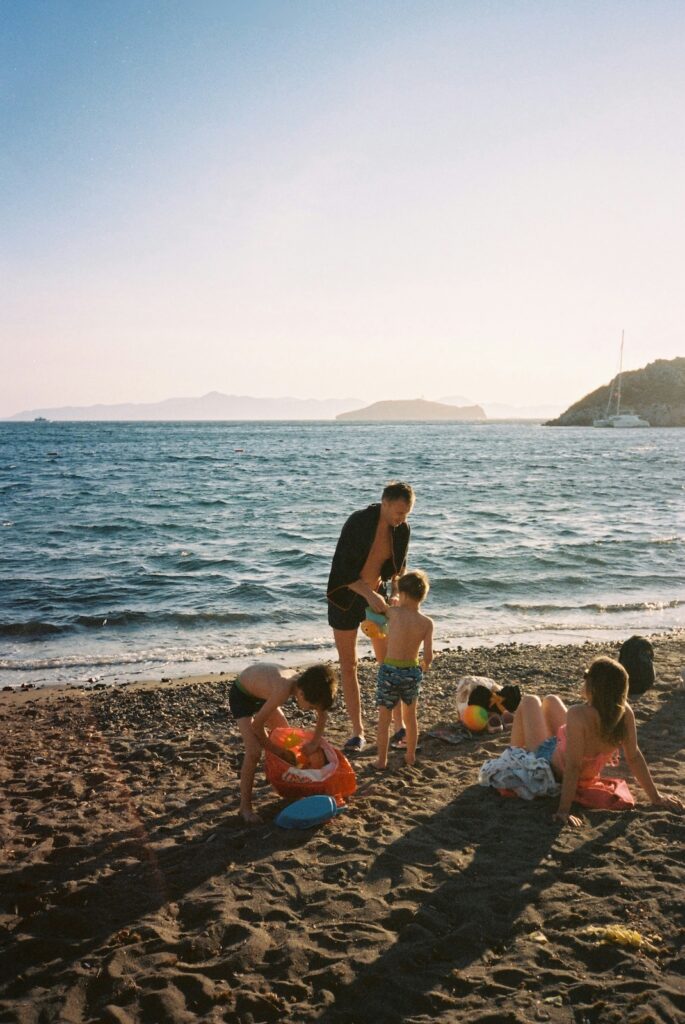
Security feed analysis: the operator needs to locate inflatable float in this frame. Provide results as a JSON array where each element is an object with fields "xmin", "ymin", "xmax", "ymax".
[{"xmin": 265, "ymin": 727, "xmax": 357, "ymax": 804}]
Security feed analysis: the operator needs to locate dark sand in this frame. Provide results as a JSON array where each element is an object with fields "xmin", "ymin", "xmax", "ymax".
[{"xmin": 1, "ymin": 637, "xmax": 684, "ymax": 1024}]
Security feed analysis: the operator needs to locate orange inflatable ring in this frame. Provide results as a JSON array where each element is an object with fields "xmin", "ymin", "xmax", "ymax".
[{"xmin": 265, "ymin": 727, "xmax": 356, "ymax": 804}]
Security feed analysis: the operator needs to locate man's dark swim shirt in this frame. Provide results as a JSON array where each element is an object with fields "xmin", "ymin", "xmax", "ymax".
[{"xmin": 326, "ymin": 503, "xmax": 410, "ymax": 612}]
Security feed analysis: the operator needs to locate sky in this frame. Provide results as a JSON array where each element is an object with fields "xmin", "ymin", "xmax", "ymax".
[{"xmin": 2, "ymin": 0, "xmax": 684, "ymax": 417}]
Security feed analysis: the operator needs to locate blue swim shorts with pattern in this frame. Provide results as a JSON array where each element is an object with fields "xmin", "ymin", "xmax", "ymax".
[{"xmin": 375, "ymin": 661, "xmax": 423, "ymax": 709}]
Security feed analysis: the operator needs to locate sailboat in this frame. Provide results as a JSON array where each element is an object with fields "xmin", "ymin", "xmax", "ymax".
[{"xmin": 593, "ymin": 332, "xmax": 650, "ymax": 428}]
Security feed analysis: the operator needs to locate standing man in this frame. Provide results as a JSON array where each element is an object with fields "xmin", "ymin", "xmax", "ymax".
[{"xmin": 327, "ymin": 481, "xmax": 414, "ymax": 752}]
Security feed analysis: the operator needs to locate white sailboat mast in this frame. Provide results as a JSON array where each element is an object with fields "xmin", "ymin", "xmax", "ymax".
[{"xmin": 616, "ymin": 329, "xmax": 624, "ymax": 415}]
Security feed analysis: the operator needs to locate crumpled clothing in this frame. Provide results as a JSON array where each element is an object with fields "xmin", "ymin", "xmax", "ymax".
[
  {"xmin": 479, "ymin": 746, "xmax": 561, "ymax": 800},
  {"xmin": 282, "ymin": 762, "xmax": 336, "ymax": 784},
  {"xmin": 574, "ymin": 776, "xmax": 635, "ymax": 809}
]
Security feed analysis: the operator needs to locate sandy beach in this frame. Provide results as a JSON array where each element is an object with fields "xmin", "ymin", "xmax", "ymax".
[{"xmin": 1, "ymin": 636, "xmax": 684, "ymax": 1024}]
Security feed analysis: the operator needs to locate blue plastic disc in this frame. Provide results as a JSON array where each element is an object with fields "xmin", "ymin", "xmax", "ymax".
[{"xmin": 275, "ymin": 795, "xmax": 340, "ymax": 829}]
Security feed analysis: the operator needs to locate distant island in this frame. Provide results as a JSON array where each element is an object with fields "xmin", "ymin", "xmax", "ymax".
[
  {"xmin": 337, "ymin": 398, "xmax": 486, "ymax": 421},
  {"xmin": 6, "ymin": 392, "xmax": 366, "ymax": 422},
  {"xmin": 546, "ymin": 357, "xmax": 685, "ymax": 427},
  {"xmin": 5, "ymin": 392, "xmax": 564, "ymax": 423}
]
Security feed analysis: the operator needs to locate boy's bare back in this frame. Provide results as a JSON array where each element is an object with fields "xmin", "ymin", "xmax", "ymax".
[
  {"xmin": 238, "ymin": 663, "xmax": 297, "ymax": 702},
  {"xmin": 385, "ymin": 606, "xmax": 433, "ymax": 663}
]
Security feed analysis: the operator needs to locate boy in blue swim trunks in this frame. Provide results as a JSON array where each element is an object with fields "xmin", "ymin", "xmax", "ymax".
[
  {"xmin": 229, "ymin": 663, "xmax": 338, "ymax": 823},
  {"xmin": 374, "ymin": 570, "xmax": 433, "ymax": 769}
]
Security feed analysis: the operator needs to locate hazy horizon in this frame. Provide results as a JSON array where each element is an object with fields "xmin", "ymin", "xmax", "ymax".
[
  {"xmin": 3, "ymin": 389, "xmax": 565, "ymax": 422},
  {"xmin": 3, "ymin": 1, "xmax": 684, "ymax": 418}
]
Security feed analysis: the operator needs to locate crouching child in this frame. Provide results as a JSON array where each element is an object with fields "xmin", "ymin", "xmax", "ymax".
[{"xmin": 229, "ymin": 663, "xmax": 338, "ymax": 823}]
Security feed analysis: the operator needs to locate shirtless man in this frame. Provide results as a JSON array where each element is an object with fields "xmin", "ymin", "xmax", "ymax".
[{"xmin": 326, "ymin": 482, "xmax": 414, "ymax": 752}]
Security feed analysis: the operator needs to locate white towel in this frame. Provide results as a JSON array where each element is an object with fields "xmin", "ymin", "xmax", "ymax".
[{"xmin": 479, "ymin": 746, "xmax": 560, "ymax": 800}]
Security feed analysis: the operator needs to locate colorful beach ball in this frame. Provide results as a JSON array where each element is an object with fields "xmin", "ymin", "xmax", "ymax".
[{"xmin": 460, "ymin": 705, "xmax": 489, "ymax": 732}]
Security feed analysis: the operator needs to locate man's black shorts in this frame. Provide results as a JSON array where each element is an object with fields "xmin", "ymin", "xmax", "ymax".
[{"xmin": 327, "ymin": 587, "xmax": 387, "ymax": 631}]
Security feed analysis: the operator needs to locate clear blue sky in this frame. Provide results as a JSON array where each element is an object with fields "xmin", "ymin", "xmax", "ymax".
[{"xmin": 2, "ymin": 1, "xmax": 684, "ymax": 415}]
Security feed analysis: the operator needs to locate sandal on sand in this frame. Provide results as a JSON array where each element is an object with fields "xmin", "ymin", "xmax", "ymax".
[
  {"xmin": 487, "ymin": 714, "xmax": 504, "ymax": 734},
  {"xmin": 344, "ymin": 735, "xmax": 367, "ymax": 754},
  {"xmin": 389, "ymin": 727, "xmax": 406, "ymax": 748},
  {"xmin": 392, "ymin": 736, "xmax": 423, "ymax": 753}
]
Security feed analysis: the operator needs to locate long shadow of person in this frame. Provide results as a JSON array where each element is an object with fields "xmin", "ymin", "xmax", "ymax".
[
  {"xmin": 0, "ymin": 788, "xmax": 315, "ymax": 1003},
  {"xmin": 315, "ymin": 780, "xmax": 643, "ymax": 1024}
]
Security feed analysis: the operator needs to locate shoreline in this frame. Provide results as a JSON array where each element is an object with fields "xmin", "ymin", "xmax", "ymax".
[
  {"xmin": 2, "ymin": 636, "xmax": 684, "ymax": 1022},
  {"xmin": 4, "ymin": 628, "xmax": 684, "ymax": 700}
]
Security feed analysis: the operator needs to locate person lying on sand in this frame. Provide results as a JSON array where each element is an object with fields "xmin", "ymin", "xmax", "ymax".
[
  {"xmin": 510, "ymin": 655, "xmax": 684, "ymax": 827},
  {"xmin": 375, "ymin": 570, "xmax": 434, "ymax": 770},
  {"xmin": 229, "ymin": 663, "xmax": 338, "ymax": 823}
]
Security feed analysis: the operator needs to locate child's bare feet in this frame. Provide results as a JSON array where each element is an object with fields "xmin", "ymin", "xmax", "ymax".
[
  {"xmin": 239, "ymin": 808, "xmax": 262, "ymax": 825},
  {"xmin": 374, "ymin": 760, "xmax": 388, "ymax": 771},
  {"xmin": 404, "ymin": 754, "xmax": 416, "ymax": 767}
]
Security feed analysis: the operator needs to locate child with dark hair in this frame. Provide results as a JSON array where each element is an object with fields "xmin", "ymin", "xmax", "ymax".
[
  {"xmin": 510, "ymin": 656, "xmax": 683, "ymax": 826},
  {"xmin": 375, "ymin": 570, "xmax": 433, "ymax": 769},
  {"xmin": 229, "ymin": 663, "xmax": 338, "ymax": 823}
]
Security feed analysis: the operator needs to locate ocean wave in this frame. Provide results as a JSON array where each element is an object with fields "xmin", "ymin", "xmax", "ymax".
[
  {"xmin": 440, "ymin": 619, "xmax": 685, "ymax": 642},
  {"xmin": 0, "ymin": 609, "xmax": 260, "ymax": 638},
  {"xmin": 0, "ymin": 634, "xmax": 334, "ymax": 674},
  {"xmin": 502, "ymin": 598, "xmax": 684, "ymax": 615},
  {"xmin": 0, "ymin": 620, "xmax": 63, "ymax": 637},
  {"xmin": 274, "ymin": 551, "xmax": 326, "ymax": 570}
]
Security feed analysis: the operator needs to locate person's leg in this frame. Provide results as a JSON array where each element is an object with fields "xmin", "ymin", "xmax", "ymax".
[
  {"xmin": 403, "ymin": 700, "xmax": 418, "ymax": 766},
  {"xmin": 334, "ymin": 628, "xmax": 364, "ymax": 739},
  {"xmin": 237, "ymin": 717, "xmax": 264, "ymax": 824},
  {"xmin": 510, "ymin": 694, "xmax": 551, "ymax": 751},
  {"xmin": 375, "ymin": 706, "xmax": 392, "ymax": 769},
  {"xmin": 371, "ymin": 635, "xmax": 404, "ymax": 734},
  {"xmin": 370, "ymin": 635, "xmax": 387, "ymax": 663},
  {"xmin": 542, "ymin": 695, "xmax": 567, "ymax": 736},
  {"xmin": 265, "ymin": 706, "xmax": 290, "ymax": 732}
]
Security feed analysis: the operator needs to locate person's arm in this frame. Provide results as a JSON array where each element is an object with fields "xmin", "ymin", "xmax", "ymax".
[
  {"xmin": 554, "ymin": 709, "xmax": 584, "ymax": 827},
  {"xmin": 420, "ymin": 619, "xmax": 434, "ymax": 672},
  {"xmin": 622, "ymin": 705, "xmax": 684, "ymax": 810},
  {"xmin": 329, "ymin": 514, "xmax": 388, "ymax": 613},
  {"xmin": 301, "ymin": 709, "xmax": 328, "ymax": 756},
  {"xmin": 388, "ymin": 570, "xmax": 405, "ymax": 605},
  {"xmin": 251, "ymin": 696, "xmax": 297, "ymax": 764},
  {"xmin": 346, "ymin": 579, "xmax": 389, "ymax": 614}
]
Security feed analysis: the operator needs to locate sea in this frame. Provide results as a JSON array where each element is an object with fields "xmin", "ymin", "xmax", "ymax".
[{"xmin": 1, "ymin": 421, "xmax": 683, "ymax": 690}]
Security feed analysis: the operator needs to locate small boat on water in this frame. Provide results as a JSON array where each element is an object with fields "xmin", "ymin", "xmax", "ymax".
[
  {"xmin": 594, "ymin": 412, "xmax": 650, "ymax": 428},
  {"xmin": 593, "ymin": 332, "xmax": 649, "ymax": 428}
]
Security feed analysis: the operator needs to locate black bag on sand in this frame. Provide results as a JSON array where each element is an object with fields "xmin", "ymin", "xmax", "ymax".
[{"xmin": 618, "ymin": 635, "xmax": 655, "ymax": 696}]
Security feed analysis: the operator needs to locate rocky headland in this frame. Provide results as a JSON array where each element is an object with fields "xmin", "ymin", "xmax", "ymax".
[{"xmin": 546, "ymin": 357, "xmax": 685, "ymax": 427}]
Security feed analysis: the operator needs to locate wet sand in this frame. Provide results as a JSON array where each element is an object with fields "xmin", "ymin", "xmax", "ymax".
[{"xmin": 1, "ymin": 636, "xmax": 684, "ymax": 1023}]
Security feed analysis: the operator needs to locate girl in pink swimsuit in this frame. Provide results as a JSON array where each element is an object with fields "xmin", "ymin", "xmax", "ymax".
[{"xmin": 510, "ymin": 656, "xmax": 683, "ymax": 827}]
